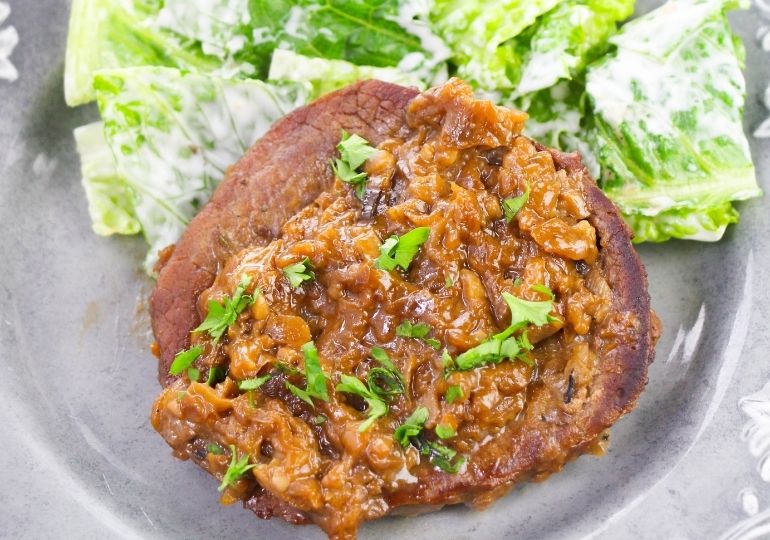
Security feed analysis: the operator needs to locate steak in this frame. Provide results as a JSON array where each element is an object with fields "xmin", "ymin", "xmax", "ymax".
[
  {"xmin": 151, "ymin": 80, "xmax": 418, "ymax": 385},
  {"xmin": 149, "ymin": 79, "xmax": 657, "ymax": 539}
]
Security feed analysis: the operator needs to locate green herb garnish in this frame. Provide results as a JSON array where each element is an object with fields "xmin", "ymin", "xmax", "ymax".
[
  {"xmin": 336, "ymin": 374, "xmax": 389, "ymax": 431},
  {"xmin": 239, "ymin": 374, "xmax": 272, "ymax": 391},
  {"xmin": 282, "ymin": 257, "xmax": 315, "ymax": 289},
  {"xmin": 217, "ymin": 445, "xmax": 256, "ymax": 492},
  {"xmin": 187, "ymin": 367, "xmax": 200, "ymax": 382},
  {"xmin": 502, "ymin": 185, "xmax": 530, "ymax": 222},
  {"xmin": 396, "ymin": 320, "xmax": 440, "ymax": 350},
  {"xmin": 367, "ymin": 347, "xmax": 405, "ymax": 399},
  {"xmin": 419, "ymin": 440, "xmax": 466, "ymax": 473},
  {"xmin": 206, "ymin": 366, "xmax": 227, "ymax": 386},
  {"xmin": 331, "ymin": 131, "xmax": 378, "ymax": 197},
  {"xmin": 447, "ymin": 288, "xmax": 554, "ymax": 371},
  {"xmin": 393, "ymin": 406, "xmax": 429, "ymax": 447},
  {"xmin": 530, "ymin": 283, "xmax": 555, "ymax": 300},
  {"xmin": 375, "ymin": 227, "xmax": 430, "ymax": 271},
  {"xmin": 435, "ymin": 424, "xmax": 457, "ymax": 439},
  {"xmin": 313, "ymin": 414, "xmax": 327, "ymax": 425},
  {"xmin": 169, "ymin": 345, "xmax": 203, "ymax": 376},
  {"xmin": 445, "ymin": 385, "xmax": 464, "ymax": 404},
  {"xmin": 285, "ymin": 341, "xmax": 330, "ymax": 406},
  {"xmin": 207, "ymin": 443, "xmax": 224, "ymax": 455},
  {"xmin": 445, "ymin": 275, "xmax": 454, "ymax": 288},
  {"xmin": 194, "ymin": 275, "xmax": 254, "ymax": 343}
]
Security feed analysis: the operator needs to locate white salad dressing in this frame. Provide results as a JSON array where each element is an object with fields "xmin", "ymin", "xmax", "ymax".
[
  {"xmin": 87, "ymin": 68, "xmax": 309, "ymax": 272},
  {"xmin": 0, "ymin": 2, "xmax": 18, "ymax": 82},
  {"xmin": 154, "ymin": 0, "xmax": 255, "ymax": 78}
]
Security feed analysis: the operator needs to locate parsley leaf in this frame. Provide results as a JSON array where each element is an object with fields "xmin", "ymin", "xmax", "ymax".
[
  {"xmin": 445, "ymin": 275, "xmax": 454, "ymax": 288},
  {"xmin": 282, "ymin": 257, "xmax": 315, "ymax": 289},
  {"xmin": 447, "ymin": 288, "xmax": 555, "ymax": 371},
  {"xmin": 503, "ymin": 291, "xmax": 553, "ymax": 329},
  {"xmin": 419, "ymin": 440, "xmax": 466, "ymax": 473},
  {"xmin": 217, "ymin": 445, "xmax": 256, "ymax": 492},
  {"xmin": 238, "ymin": 374, "xmax": 272, "ymax": 391},
  {"xmin": 394, "ymin": 406, "xmax": 429, "ymax": 447},
  {"xmin": 331, "ymin": 130, "xmax": 377, "ymax": 198},
  {"xmin": 502, "ymin": 185, "xmax": 530, "ymax": 222},
  {"xmin": 187, "ymin": 367, "xmax": 200, "ymax": 382},
  {"xmin": 375, "ymin": 227, "xmax": 430, "ymax": 271},
  {"xmin": 445, "ymin": 385, "xmax": 464, "ymax": 404},
  {"xmin": 206, "ymin": 366, "xmax": 227, "ymax": 386},
  {"xmin": 367, "ymin": 347, "xmax": 405, "ymax": 399},
  {"xmin": 396, "ymin": 321, "xmax": 430, "ymax": 339},
  {"xmin": 530, "ymin": 283, "xmax": 555, "ymax": 300},
  {"xmin": 396, "ymin": 320, "xmax": 441, "ymax": 349},
  {"xmin": 207, "ymin": 443, "xmax": 224, "ymax": 455},
  {"xmin": 285, "ymin": 341, "xmax": 330, "ymax": 406},
  {"xmin": 169, "ymin": 346, "xmax": 203, "ymax": 375},
  {"xmin": 370, "ymin": 347, "xmax": 397, "ymax": 372},
  {"xmin": 194, "ymin": 275, "xmax": 254, "ymax": 343},
  {"xmin": 336, "ymin": 374, "xmax": 389, "ymax": 432},
  {"xmin": 435, "ymin": 424, "xmax": 456, "ymax": 439},
  {"xmin": 338, "ymin": 131, "xmax": 378, "ymax": 169}
]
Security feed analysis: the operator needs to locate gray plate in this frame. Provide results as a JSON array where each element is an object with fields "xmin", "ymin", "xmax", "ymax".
[{"xmin": 2, "ymin": 1, "xmax": 770, "ymax": 539}]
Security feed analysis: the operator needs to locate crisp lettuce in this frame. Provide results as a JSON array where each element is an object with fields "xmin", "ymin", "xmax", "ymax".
[
  {"xmin": 584, "ymin": 0, "xmax": 760, "ymax": 241},
  {"xmin": 92, "ymin": 67, "xmax": 309, "ymax": 271},
  {"xmin": 268, "ymin": 50, "xmax": 425, "ymax": 99},
  {"xmin": 430, "ymin": 0, "xmax": 560, "ymax": 90},
  {"xmin": 514, "ymin": 0, "xmax": 633, "ymax": 96},
  {"xmin": 75, "ymin": 122, "xmax": 141, "ymax": 236},
  {"xmin": 64, "ymin": 0, "xmax": 218, "ymax": 106}
]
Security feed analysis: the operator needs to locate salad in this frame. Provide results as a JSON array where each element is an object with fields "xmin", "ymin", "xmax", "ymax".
[{"xmin": 65, "ymin": 0, "xmax": 762, "ymax": 273}]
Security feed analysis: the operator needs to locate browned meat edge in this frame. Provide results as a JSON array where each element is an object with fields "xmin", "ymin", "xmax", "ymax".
[
  {"xmin": 149, "ymin": 81, "xmax": 656, "ymax": 519},
  {"xmin": 151, "ymin": 80, "xmax": 420, "ymax": 386}
]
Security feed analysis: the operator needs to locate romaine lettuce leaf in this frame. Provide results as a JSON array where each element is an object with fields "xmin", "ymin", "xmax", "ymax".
[
  {"xmin": 623, "ymin": 202, "xmax": 739, "ymax": 243},
  {"xmin": 65, "ymin": 0, "xmax": 219, "ymax": 106},
  {"xmin": 92, "ymin": 67, "xmax": 309, "ymax": 272},
  {"xmin": 268, "ymin": 49, "xmax": 425, "ymax": 100},
  {"xmin": 74, "ymin": 122, "xmax": 141, "ymax": 236},
  {"xmin": 249, "ymin": 0, "xmax": 427, "ymax": 71},
  {"xmin": 584, "ymin": 0, "xmax": 761, "ymax": 240},
  {"xmin": 514, "ymin": 0, "xmax": 634, "ymax": 96},
  {"xmin": 430, "ymin": 0, "xmax": 560, "ymax": 90}
]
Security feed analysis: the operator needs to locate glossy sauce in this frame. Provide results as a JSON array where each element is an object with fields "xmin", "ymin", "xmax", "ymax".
[{"xmin": 152, "ymin": 79, "xmax": 614, "ymax": 539}]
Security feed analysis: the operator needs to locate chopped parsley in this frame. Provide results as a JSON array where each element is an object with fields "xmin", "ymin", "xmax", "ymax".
[
  {"xmin": 331, "ymin": 130, "xmax": 378, "ymax": 197},
  {"xmin": 207, "ymin": 443, "xmax": 224, "ymax": 455},
  {"xmin": 445, "ymin": 385, "xmax": 464, "ymax": 404},
  {"xmin": 206, "ymin": 366, "xmax": 227, "ymax": 386},
  {"xmin": 393, "ymin": 406, "xmax": 429, "ymax": 447},
  {"xmin": 530, "ymin": 283, "xmax": 555, "ymax": 300},
  {"xmin": 187, "ymin": 367, "xmax": 200, "ymax": 382},
  {"xmin": 194, "ymin": 275, "xmax": 254, "ymax": 343},
  {"xmin": 313, "ymin": 414, "xmax": 327, "ymax": 425},
  {"xmin": 217, "ymin": 445, "xmax": 256, "ymax": 492},
  {"xmin": 446, "ymin": 288, "xmax": 555, "ymax": 371},
  {"xmin": 445, "ymin": 275, "xmax": 454, "ymax": 288},
  {"xmin": 336, "ymin": 374, "xmax": 389, "ymax": 432},
  {"xmin": 396, "ymin": 320, "xmax": 440, "ymax": 350},
  {"xmin": 375, "ymin": 227, "xmax": 430, "ymax": 271},
  {"xmin": 285, "ymin": 341, "xmax": 330, "ymax": 406},
  {"xmin": 435, "ymin": 424, "xmax": 456, "ymax": 439},
  {"xmin": 169, "ymin": 346, "xmax": 203, "ymax": 376},
  {"xmin": 282, "ymin": 257, "xmax": 315, "ymax": 289},
  {"xmin": 502, "ymin": 185, "xmax": 530, "ymax": 222},
  {"xmin": 367, "ymin": 347, "xmax": 405, "ymax": 400},
  {"xmin": 418, "ymin": 439, "xmax": 466, "ymax": 473},
  {"xmin": 238, "ymin": 374, "xmax": 272, "ymax": 391}
]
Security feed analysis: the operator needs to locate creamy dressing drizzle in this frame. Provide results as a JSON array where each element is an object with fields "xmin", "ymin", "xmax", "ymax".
[{"xmin": 0, "ymin": 2, "xmax": 18, "ymax": 82}]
